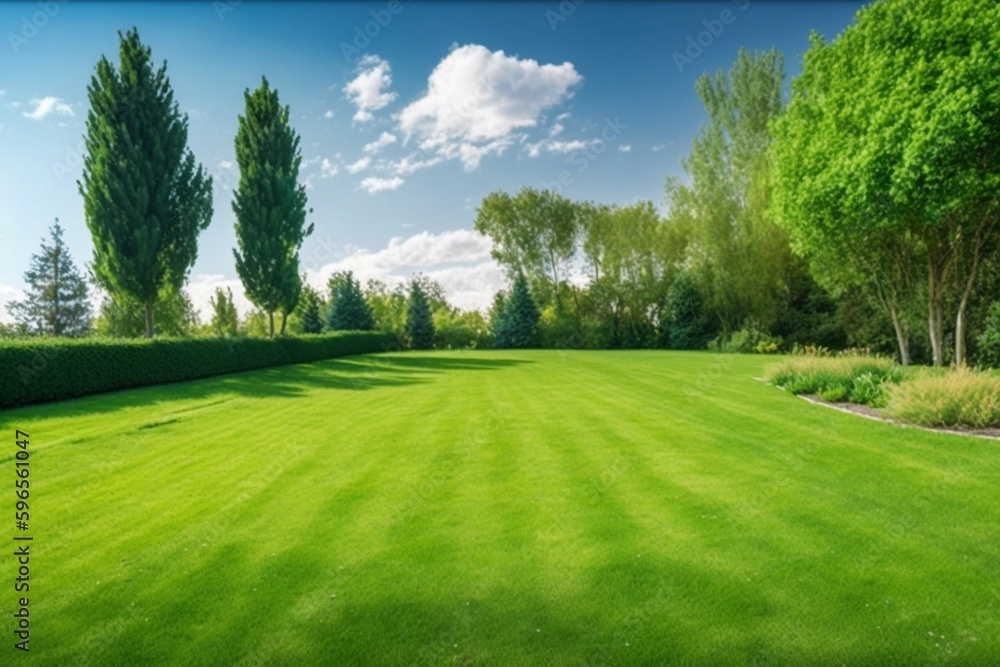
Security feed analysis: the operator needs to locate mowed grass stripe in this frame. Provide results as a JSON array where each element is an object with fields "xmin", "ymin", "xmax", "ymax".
[{"xmin": 1, "ymin": 350, "xmax": 999, "ymax": 665}]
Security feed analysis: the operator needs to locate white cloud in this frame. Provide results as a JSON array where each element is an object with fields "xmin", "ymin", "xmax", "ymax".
[
  {"xmin": 302, "ymin": 155, "xmax": 322, "ymax": 168},
  {"xmin": 0, "ymin": 284, "xmax": 26, "ymax": 324},
  {"xmin": 555, "ymin": 112, "xmax": 571, "ymax": 122},
  {"xmin": 323, "ymin": 109, "xmax": 335, "ymax": 119},
  {"xmin": 618, "ymin": 144, "xmax": 631, "ymax": 152},
  {"xmin": 346, "ymin": 156, "xmax": 371, "ymax": 174},
  {"xmin": 217, "ymin": 159, "xmax": 235, "ymax": 170},
  {"xmin": 186, "ymin": 275, "xmax": 255, "ymax": 321},
  {"xmin": 302, "ymin": 174, "xmax": 316, "ymax": 191},
  {"xmin": 525, "ymin": 138, "xmax": 595, "ymax": 158},
  {"xmin": 363, "ymin": 131, "xmax": 397, "ymax": 154},
  {"xmin": 652, "ymin": 142, "xmax": 673, "ymax": 152},
  {"xmin": 23, "ymin": 96, "xmax": 74, "ymax": 121},
  {"xmin": 396, "ymin": 44, "xmax": 582, "ymax": 171},
  {"xmin": 307, "ymin": 229, "xmax": 502, "ymax": 311},
  {"xmin": 343, "ymin": 55, "xmax": 397, "ymax": 123},
  {"xmin": 359, "ymin": 176, "xmax": 404, "ymax": 194},
  {"xmin": 548, "ymin": 122, "xmax": 564, "ymax": 137},
  {"xmin": 321, "ymin": 158, "xmax": 339, "ymax": 178}
]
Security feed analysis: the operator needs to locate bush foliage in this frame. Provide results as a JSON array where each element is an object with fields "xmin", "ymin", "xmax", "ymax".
[
  {"xmin": 885, "ymin": 367, "xmax": 1000, "ymax": 429},
  {"xmin": 764, "ymin": 355, "xmax": 903, "ymax": 407},
  {"xmin": 0, "ymin": 332, "xmax": 395, "ymax": 409}
]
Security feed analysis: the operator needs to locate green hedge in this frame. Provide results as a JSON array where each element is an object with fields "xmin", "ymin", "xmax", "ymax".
[{"xmin": 0, "ymin": 332, "xmax": 398, "ymax": 409}]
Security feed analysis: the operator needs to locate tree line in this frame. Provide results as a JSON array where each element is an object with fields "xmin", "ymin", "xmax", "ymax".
[{"xmin": 5, "ymin": 0, "xmax": 1000, "ymax": 367}]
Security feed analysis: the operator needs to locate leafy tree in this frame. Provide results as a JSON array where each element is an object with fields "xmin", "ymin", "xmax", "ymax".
[
  {"xmin": 364, "ymin": 279, "xmax": 408, "ymax": 343},
  {"xmin": 474, "ymin": 187, "xmax": 579, "ymax": 311},
  {"xmin": 493, "ymin": 274, "xmax": 540, "ymax": 349},
  {"xmin": 406, "ymin": 280, "xmax": 435, "ymax": 350},
  {"xmin": 771, "ymin": 0, "xmax": 1000, "ymax": 365},
  {"xmin": 434, "ymin": 309, "xmax": 488, "ymax": 349},
  {"xmin": 327, "ymin": 271, "xmax": 374, "ymax": 331},
  {"xmin": 6, "ymin": 220, "xmax": 92, "ymax": 336},
  {"xmin": 298, "ymin": 284, "xmax": 324, "ymax": 334},
  {"xmin": 94, "ymin": 287, "xmax": 198, "ymax": 338},
  {"xmin": 79, "ymin": 28, "xmax": 213, "ymax": 338},
  {"xmin": 209, "ymin": 287, "xmax": 239, "ymax": 337},
  {"xmin": 666, "ymin": 47, "xmax": 793, "ymax": 335},
  {"xmin": 232, "ymin": 77, "xmax": 314, "ymax": 338}
]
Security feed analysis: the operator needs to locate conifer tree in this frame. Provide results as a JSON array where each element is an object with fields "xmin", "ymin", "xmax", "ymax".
[
  {"xmin": 6, "ymin": 220, "xmax": 92, "ymax": 336},
  {"xmin": 326, "ymin": 271, "xmax": 374, "ymax": 331},
  {"xmin": 300, "ymin": 285, "xmax": 324, "ymax": 334},
  {"xmin": 406, "ymin": 279, "xmax": 435, "ymax": 350},
  {"xmin": 79, "ymin": 28, "xmax": 213, "ymax": 338},
  {"xmin": 232, "ymin": 76, "xmax": 313, "ymax": 338},
  {"xmin": 493, "ymin": 274, "xmax": 539, "ymax": 348}
]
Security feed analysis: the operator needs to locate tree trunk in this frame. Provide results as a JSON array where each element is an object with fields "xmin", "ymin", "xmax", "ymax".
[
  {"xmin": 144, "ymin": 299, "xmax": 155, "ymax": 339},
  {"xmin": 927, "ymin": 257, "xmax": 945, "ymax": 367},
  {"xmin": 279, "ymin": 312, "xmax": 288, "ymax": 337},
  {"xmin": 268, "ymin": 311, "xmax": 275, "ymax": 339},
  {"xmin": 953, "ymin": 217, "xmax": 988, "ymax": 367},
  {"xmin": 888, "ymin": 305, "xmax": 911, "ymax": 366},
  {"xmin": 873, "ymin": 280, "xmax": 910, "ymax": 366}
]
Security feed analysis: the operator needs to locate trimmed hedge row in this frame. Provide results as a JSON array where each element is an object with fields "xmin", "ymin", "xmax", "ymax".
[{"xmin": 0, "ymin": 332, "xmax": 397, "ymax": 409}]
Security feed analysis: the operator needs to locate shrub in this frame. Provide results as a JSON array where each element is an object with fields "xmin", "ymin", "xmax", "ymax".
[
  {"xmin": 764, "ymin": 355, "xmax": 902, "ymax": 407},
  {"xmin": 0, "ymin": 331, "xmax": 396, "ymax": 409},
  {"xmin": 713, "ymin": 325, "xmax": 783, "ymax": 354},
  {"xmin": 976, "ymin": 302, "xmax": 1000, "ymax": 368},
  {"xmin": 885, "ymin": 367, "xmax": 1000, "ymax": 428}
]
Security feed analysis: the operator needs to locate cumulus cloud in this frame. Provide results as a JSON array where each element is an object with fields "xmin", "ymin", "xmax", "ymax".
[
  {"xmin": 548, "ymin": 122, "xmax": 564, "ymax": 137},
  {"xmin": 346, "ymin": 156, "xmax": 371, "ymax": 174},
  {"xmin": 396, "ymin": 44, "xmax": 582, "ymax": 171},
  {"xmin": 0, "ymin": 284, "xmax": 26, "ymax": 324},
  {"xmin": 307, "ymin": 229, "xmax": 502, "ymax": 310},
  {"xmin": 185, "ymin": 275, "xmax": 255, "ymax": 321},
  {"xmin": 217, "ymin": 159, "xmax": 235, "ymax": 170},
  {"xmin": 359, "ymin": 176, "xmax": 404, "ymax": 194},
  {"xmin": 23, "ymin": 96, "xmax": 74, "ymax": 121},
  {"xmin": 618, "ymin": 144, "xmax": 631, "ymax": 152},
  {"xmin": 343, "ymin": 55, "xmax": 397, "ymax": 123},
  {"xmin": 323, "ymin": 109, "xmax": 335, "ymax": 119},
  {"xmin": 363, "ymin": 131, "xmax": 397, "ymax": 154},
  {"xmin": 321, "ymin": 158, "xmax": 339, "ymax": 177},
  {"xmin": 525, "ymin": 138, "xmax": 595, "ymax": 158}
]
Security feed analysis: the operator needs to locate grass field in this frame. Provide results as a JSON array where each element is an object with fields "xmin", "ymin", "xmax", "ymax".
[{"xmin": 2, "ymin": 350, "xmax": 999, "ymax": 665}]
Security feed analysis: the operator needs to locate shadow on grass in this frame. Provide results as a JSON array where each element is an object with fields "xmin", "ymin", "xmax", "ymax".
[{"xmin": 0, "ymin": 353, "xmax": 534, "ymax": 422}]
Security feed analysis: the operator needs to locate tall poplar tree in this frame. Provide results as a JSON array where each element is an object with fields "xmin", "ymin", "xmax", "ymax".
[
  {"xmin": 232, "ymin": 77, "xmax": 314, "ymax": 338},
  {"xmin": 79, "ymin": 28, "xmax": 213, "ymax": 338}
]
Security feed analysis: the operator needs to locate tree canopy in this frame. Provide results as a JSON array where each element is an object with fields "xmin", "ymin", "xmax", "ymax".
[{"xmin": 79, "ymin": 28, "xmax": 213, "ymax": 338}]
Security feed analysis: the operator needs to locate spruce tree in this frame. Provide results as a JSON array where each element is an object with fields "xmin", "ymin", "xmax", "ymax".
[
  {"xmin": 79, "ymin": 28, "xmax": 213, "ymax": 338},
  {"xmin": 6, "ymin": 220, "xmax": 92, "ymax": 336},
  {"xmin": 493, "ymin": 274, "xmax": 539, "ymax": 348},
  {"xmin": 406, "ymin": 280, "xmax": 435, "ymax": 350},
  {"xmin": 300, "ymin": 285, "xmax": 324, "ymax": 334},
  {"xmin": 232, "ymin": 77, "xmax": 314, "ymax": 338},
  {"xmin": 327, "ymin": 271, "xmax": 374, "ymax": 331}
]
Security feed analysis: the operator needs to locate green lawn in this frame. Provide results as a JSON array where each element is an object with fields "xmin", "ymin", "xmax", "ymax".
[{"xmin": 2, "ymin": 350, "xmax": 998, "ymax": 665}]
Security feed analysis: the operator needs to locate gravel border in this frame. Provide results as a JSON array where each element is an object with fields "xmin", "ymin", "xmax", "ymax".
[{"xmin": 797, "ymin": 393, "xmax": 1000, "ymax": 442}]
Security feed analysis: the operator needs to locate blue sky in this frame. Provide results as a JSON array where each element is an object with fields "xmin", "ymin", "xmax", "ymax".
[{"xmin": 0, "ymin": 0, "xmax": 867, "ymax": 320}]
